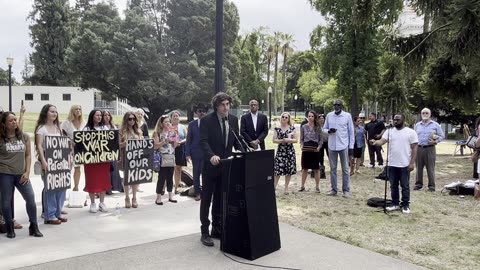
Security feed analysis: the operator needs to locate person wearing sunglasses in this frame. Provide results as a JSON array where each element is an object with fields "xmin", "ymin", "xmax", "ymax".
[
  {"xmin": 413, "ymin": 108, "xmax": 444, "ymax": 192},
  {"xmin": 323, "ymin": 99, "xmax": 354, "ymax": 198}
]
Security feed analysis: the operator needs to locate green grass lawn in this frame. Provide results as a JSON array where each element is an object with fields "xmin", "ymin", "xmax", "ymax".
[{"xmin": 19, "ymin": 112, "xmax": 480, "ymax": 269}]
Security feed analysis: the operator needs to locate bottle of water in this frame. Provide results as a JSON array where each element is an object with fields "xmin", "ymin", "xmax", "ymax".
[{"xmin": 115, "ymin": 203, "xmax": 121, "ymax": 216}]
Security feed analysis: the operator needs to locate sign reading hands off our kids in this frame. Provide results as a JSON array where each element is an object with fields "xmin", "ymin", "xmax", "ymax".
[
  {"xmin": 73, "ymin": 130, "xmax": 119, "ymax": 164},
  {"xmin": 44, "ymin": 136, "xmax": 72, "ymax": 191},
  {"xmin": 124, "ymin": 139, "xmax": 154, "ymax": 185}
]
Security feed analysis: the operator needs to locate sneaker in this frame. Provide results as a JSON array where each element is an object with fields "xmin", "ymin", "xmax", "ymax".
[
  {"xmin": 99, "ymin": 202, "xmax": 108, "ymax": 212},
  {"xmin": 402, "ymin": 206, "xmax": 411, "ymax": 214},
  {"xmin": 428, "ymin": 188, "xmax": 435, "ymax": 192},
  {"xmin": 413, "ymin": 186, "xmax": 422, "ymax": 191},
  {"xmin": 89, "ymin": 203, "xmax": 97, "ymax": 213},
  {"xmin": 342, "ymin": 192, "xmax": 350, "ymax": 198},
  {"xmin": 326, "ymin": 190, "xmax": 337, "ymax": 196},
  {"xmin": 385, "ymin": 205, "xmax": 400, "ymax": 212},
  {"xmin": 367, "ymin": 164, "xmax": 374, "ymax": 168},
  {"xmin": 378, "ymin": 165, "xmax": 384, "ymax": 169}
]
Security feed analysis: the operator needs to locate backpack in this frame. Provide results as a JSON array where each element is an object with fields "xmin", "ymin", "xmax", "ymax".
[{"xmin": 367, "ymin": 197, "xmax": 393, "ymax": 208}]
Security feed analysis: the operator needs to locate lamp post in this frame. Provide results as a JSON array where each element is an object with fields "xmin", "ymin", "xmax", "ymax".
[
  {"xmin": 261, "ymin": 99, "xmax": 264, "ymax": 113},
  {"xmin": 294, "ymin": 94, "xmax": 298, "ymax": 119},
  {"xmin": 268, "ymin": 86, "xmax": 272, "ymax": 128},
  {"xmin": 214, "ymin": 0, "xmax": 223, "ymax": 93},
  {"xmin": 7, "ymin": 56, "xmax": 14, "ymax": 111}
]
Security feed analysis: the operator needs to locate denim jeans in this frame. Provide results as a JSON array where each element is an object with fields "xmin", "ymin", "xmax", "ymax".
[
  {"xmin": 0, "ymin": 173, "xmax": 37, "ymax": 224},
  {"xmin": 192, "ymin": 158, "xmax": 203, "ymax": 195},
  {"xmin": 328, "ymin": 148, "xmax": 350, "ymax": 193},
  {"xmin": 42, "ymin": 174, "xmax": 66, "ymax": 221},
  {"xmin": 387, "ymin": 166, "xmax": 410, "ymax": 207}
]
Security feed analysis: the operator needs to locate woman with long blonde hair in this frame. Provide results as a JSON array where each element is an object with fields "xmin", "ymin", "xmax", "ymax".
[
  {"xmin": 61, "ymin": 105, "xmax": 85, "ymax": 191},
  {"xmin": 153, "ymin": 116, "xmax": 178, "ymax": 205},
  {"xmin": 170, "ymin": 111, "xmax": 187, "ymax": 194},
  {"xmin": 273, "ymin": 112, "xmax": 297, "ymax": 194},
  {"xmin": 119, "ymin": 112, "xmax": 143, "ymax": 208}
]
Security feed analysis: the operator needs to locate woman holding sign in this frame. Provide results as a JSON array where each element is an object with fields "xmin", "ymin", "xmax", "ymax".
[
  {"xmin": 61, "ymin": 105, "xmax": 85, "ymax": 192},
  {"xmin": 119, "ymin": 112, "xmax": 142, "ymax": 208},
  {"xmin": 153, "ymin": 116, "xmax": 178, "ymax": 205},
  {"xmin": 83, "ymin": 110, "xmax": 111, "ymax": 213},
  {"xmin": 0, "ymin": 111, "xmax": 43, "ymax": 238},
  {"xmin": 35, "ymin": 104, "xmax": 68, "ymax": 225}
]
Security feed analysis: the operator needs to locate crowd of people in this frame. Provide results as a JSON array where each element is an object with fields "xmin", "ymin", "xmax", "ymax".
[{"xmin": 0, "ymin": 94, "xmax": 448, "ymax": 243}]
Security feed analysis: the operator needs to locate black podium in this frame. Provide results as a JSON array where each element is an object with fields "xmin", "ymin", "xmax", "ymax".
[{"xmin": 221, "ymin": 150, "xmax": 281, "ymax": 260}]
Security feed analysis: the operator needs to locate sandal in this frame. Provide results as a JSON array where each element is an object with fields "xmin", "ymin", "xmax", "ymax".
[
  {"xmin": 125, "ymin": 198, "xmax": 131, "ymax": 208},
  {"xmin": 298, "ymin": 187, "xmax": 306, "ymax": 192}
]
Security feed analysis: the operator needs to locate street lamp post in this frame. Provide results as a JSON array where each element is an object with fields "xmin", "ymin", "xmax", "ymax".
[
  {"xmin": 294, "ymin": 94, "xmax": 298, "ymax": 119},
  {"xmin": 7, "ymin": 56, "xmax": 14, "ymax": 111},
  {"xmin": 261, "ymin": 99, "xmax": 264, "ymax": 113},
  {"xmin": 268, "ymin": 86, "xmax": 272, "ymax": 128}
]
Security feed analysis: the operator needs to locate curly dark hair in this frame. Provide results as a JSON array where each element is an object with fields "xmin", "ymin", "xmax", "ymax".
[
  {"xmin": 211, "ymin": 92, "xmax": 233, "ymax": 112},
  {"xmin": 0, "ymin": 111, "xmax": 22, "ymax": 142}
]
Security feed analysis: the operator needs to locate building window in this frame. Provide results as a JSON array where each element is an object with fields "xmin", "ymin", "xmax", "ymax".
[
  {"xmin": 41, "ymin": 94, "xmax": 49, "ymax": 101},
  {"xmin": 63, "ymin": 94, "xmax": 71, "ymax": 101},
  {"xmin": 25, "ymin": 94, "xmax": 34, "ymax": 101}
]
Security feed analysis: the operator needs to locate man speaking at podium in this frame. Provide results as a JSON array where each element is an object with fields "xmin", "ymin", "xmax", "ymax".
[{"xmin": 199, "ymin": 92, "xmax": 241, "ymax": 247}]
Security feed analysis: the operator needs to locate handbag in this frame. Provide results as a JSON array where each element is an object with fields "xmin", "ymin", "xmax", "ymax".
[
  {"xmin": 67, "ymin": 191, "xmax": 84, "ymax": 208},
  {"xmin": 153, "ymin": 150, "xmax": 162, "ymax": 172},
  {"xmin": 466, "ymin": 135, "xmax": 478, "ymax": 149},
  {"xmin": 161, "ymin": 153, "xmax": 175, "ymax": 167}
]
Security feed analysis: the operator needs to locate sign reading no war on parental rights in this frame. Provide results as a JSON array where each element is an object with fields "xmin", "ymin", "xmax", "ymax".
[
  {"xmin": 44, "ymin": 136, "xmax": 72, "ymax": 191},
  {"xmin": 73, "ymin": 130, "xmax": 119, "ymax": 164},
  {"xmin": 124, "ymin": 139, "xmax": 154, "ymax": 186}
]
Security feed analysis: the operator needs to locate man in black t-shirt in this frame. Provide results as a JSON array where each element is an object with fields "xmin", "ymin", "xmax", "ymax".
[{"xmin": 365, "ymin": 112, "xmax": 386, "ymax": 168}]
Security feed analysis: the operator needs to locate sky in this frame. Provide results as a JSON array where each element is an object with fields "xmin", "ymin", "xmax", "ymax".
[{"xmin": 0, "ymin": 0, "xmax": 325, "ymax": 81}]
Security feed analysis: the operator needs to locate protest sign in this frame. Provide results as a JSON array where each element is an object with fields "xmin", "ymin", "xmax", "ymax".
[
  {"xmin": 73, "ymin": 130, "xmax": 119, "ymax": 164},
  {"xmin": 44, "ymin": 136, "xmax": 71, "ymax": 191},
  {"xmin": 124, "ymin": 139, "xmax": 154, "ymax": 185}
]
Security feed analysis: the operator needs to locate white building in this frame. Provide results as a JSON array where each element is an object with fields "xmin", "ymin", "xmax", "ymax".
[
  {"xmin": 397, "ymin": 5, "xmax": 424, "ymax": 37},
  {"xmin": 0, "ymin": 86, "xmax": 132, "ymax": 115}
]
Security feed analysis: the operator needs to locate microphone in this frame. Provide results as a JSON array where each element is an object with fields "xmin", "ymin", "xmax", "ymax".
[{"xmin": 230, "ymin": 128, "xmax": 247, "ymax": 153}]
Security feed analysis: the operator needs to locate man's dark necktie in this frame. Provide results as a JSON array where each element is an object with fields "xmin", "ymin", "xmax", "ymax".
[{"xmin": 222, "ymin": 118, "xmax": 227, "ymax": 148}]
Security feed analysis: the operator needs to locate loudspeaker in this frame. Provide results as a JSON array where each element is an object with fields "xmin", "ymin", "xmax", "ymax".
[{"xmin": 221, "ymin": 150, "xmax": 281, "ymax": 260}]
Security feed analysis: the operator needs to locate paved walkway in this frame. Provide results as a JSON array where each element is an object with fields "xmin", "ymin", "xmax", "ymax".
[{"xmin": 2, "ymin": 153, "xmax": 426, "ymax": 270}]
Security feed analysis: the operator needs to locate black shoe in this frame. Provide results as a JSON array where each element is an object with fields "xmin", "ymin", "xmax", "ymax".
[
  {"xmin": 210, "ymin": 228, "xmax": 221, "ymax": 239},
  {"xmin": 320, "ymin": 169, "xmax": 326, "ymax": 179},
  {"xmin": 428, "ymin": 188, "xmax": 435, "ymax": 192},
  {"xmin": 29, "ymin": 223, "xmax": 43, "ymax": 237},
  {"xmin": 413, "ymin": 186, "xmax": 422, "ymax": 191},
  {"xmin": 106, "ymin": 190, "xmax": 113, "ymax": 195},
  {"xmin": 6, "ymin": 222, "xmax": 15, "ymax": 238},
  {"xmin": 298, "ymin": 187, "xmax": 305, "ymax": 192},
  {"xmin": 201, "ymin": 234, "xmax": 214, "ymax": 246}
]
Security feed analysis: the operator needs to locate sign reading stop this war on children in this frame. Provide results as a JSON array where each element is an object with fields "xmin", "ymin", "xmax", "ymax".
[
  {"xmin": 73, "ymin": 130, "xmax": 119, "ymax": 165},
  {"xmin": 44, "ymin": 136, "xmax": 72, "ymax": 191},
  {"xmin": 124, "ymin": 139, "xmax": 154, "ymax": 186}
]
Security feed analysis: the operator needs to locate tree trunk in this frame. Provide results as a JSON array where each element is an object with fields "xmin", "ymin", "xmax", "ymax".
[
  {"xmin": 280, "ymin": 52, "xmax": 287, "ymax": 113},
  {"xmin": 273, "ymin": 48, "xmax": 279, "ymax": 116}
]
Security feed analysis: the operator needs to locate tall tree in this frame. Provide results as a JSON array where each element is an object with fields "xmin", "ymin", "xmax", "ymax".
[
  {"xmin": 280, "ymin": 33, "xmax": 294, "ymax": 112},
  {"xmin": 309, "ymin": 0, "xmax": 403, "ymax": 116},
  {"xmin": 28, "ymin": 0, "xmax": 73, "ymax": 86},
  {"xmin": 271, "ymin": 32, "xmax": 282, "ymax": 115}
]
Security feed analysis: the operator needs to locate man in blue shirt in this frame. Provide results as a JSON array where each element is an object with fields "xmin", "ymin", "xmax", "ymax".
[
  {"xmin": 414, "ymin": 108, "xmax": 445, "ymax": 191},
  {"xmin": 323, "ymin": 99, "xmax": 355, "ymax": 198}
]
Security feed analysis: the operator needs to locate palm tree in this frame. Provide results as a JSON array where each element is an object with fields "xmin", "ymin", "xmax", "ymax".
[
  {"xmin": 280, "ymin": 33, "xmax": 294, "ymax": 112},
  {"xmin": 272, "ymin": 32, "xmax": 282, "ymax": 115}
]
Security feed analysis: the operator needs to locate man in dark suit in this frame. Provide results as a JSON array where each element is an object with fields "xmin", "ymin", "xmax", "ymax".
[
  {"xmin": 186, "ymin": 103, "xmax": 208, "ymax": 201},
  {"xmin": 199, "ymin": 92, "xmax": 241, "ymax": 247},
  {"xmin": 240, "ymin": 99, "xmax": 269, "ymax": 150}
]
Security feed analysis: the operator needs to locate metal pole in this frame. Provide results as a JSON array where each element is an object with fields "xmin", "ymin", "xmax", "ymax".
[
  {"xmin": 269, "ymin": 92, "xmax": 272, "ymax": 128},
  {"xmin": 214, "ymin": 0, "xmax": 224, "ymax": 93},
  {"xmin": 8, "ymin": 65, "xmax": 12, "ymax": 111},
  {"xmin": 294, "ymin": 100, "xmax": 297, "ymax": 119}
]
